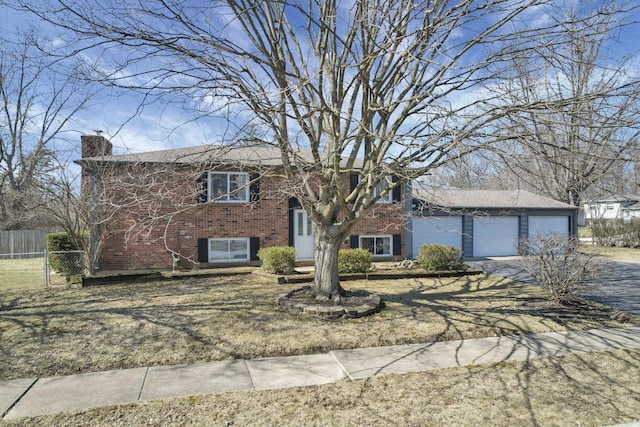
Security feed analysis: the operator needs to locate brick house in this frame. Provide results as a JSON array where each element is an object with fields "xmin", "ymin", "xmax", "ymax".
[{"xmin": 78, "ymin": 135, "xmax": 406, "ymax": 271}]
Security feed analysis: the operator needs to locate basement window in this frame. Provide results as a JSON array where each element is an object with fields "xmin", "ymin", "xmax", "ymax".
[
  {"xmin": 209, "ymin": 238, "xmax": 249, "ymax": 262},
  {"xmin": 360, "ymin": 235, "xmax": 392, "ymax": 256}
]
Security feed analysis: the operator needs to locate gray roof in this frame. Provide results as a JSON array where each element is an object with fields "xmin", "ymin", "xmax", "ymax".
[
  {"xmin": 413, "ymin": 188, "xmax": 577, "ymax": 210},
  {"xmin": 78, "ymin": 144, "xmax": 362, "ymax": 168},
  {"xmin": 584, "ymin": 194, "xmax": 640, "ymax": 204}
]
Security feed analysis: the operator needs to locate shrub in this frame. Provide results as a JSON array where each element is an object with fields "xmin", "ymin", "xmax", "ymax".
[
  {"xmin": 590, "ymin": 219, "xmax": 640, "ymax": 247},
  {"xmin": 416, "ymin": 244, "xmax": 465, "ymax": 271},
  {"xmin": 258, "ymin": 246, "xmax": 296, "ymax": 274},
  {"xmin": 46, "ymin": 232, "xmax": 87, "ymax": 277},
  {"xmin": 518, "ymin": 233, "xmax": 607, "ymax": 305},
  {"xmin": 338, "ymin": 249, "xmax": 372, "ymax": 273}
]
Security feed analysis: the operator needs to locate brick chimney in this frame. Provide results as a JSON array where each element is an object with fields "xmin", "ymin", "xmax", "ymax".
[{"xmin": 81, "ymin": 133, "xmax": 113, "ymax": 158}]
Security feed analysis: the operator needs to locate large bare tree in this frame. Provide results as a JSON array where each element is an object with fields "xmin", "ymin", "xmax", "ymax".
[
  {"xmin": 17, "ymin": 0, "xmax": 597, "ymax": 298},
  {"xmin": 0, "ymin": 30, "xmax": 94, "ymax": 229},
  {"xmin": 489, "ymin": 0, "xmax": 640, "ymax": 206}
]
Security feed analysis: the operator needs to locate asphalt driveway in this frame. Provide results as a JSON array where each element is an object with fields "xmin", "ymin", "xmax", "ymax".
[{"xmin": 468, "ymin": 258, "xmax": 640, "ymax": 317}]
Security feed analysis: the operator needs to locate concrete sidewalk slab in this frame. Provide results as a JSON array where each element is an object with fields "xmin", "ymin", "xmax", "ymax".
[
  {"xmin": 0, "ymin": 378, "xmax": 36, "ymax": 417},
  {"xmin": 4, "ymin": 367, "xmax": 147, "ymax": 420},
  {"xmin": 246, "ymin": 354, "xmax": 344, "ymax": 390},
  {"xmin": 512, "ymin": 327, "xmax": 640, "ymax": 358},
  {"xmin": 332, "ymin": 327, "xmax": 640, "ymax": 380},
  {"xmin": 140, "ymin": 360, "xmax": 253, "ymax": 401}
]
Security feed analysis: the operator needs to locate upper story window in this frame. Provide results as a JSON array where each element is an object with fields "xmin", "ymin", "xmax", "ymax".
[
  {"xmin": 209, "ymin": 172, "xmax": 249, "ymax": 202},
  {"xmin": 351, "ymin": 175, "xmax": 399, "ymax": 204},
  {"xmin": 373, "ymin": 181, "xmax": 392, "ymax": 204},
  {"xmin": 606, "ymin": 202, "xmax": 615, "ymax": 211}
]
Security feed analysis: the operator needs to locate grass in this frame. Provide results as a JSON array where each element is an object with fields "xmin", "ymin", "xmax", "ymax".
[
  {"xmin": 0, "ymin": 257, "xmax": 45, "ymax": 290},
  {"xmin": 2, "ymin": 259, "xmax": 639, "ymax": 425},
  {"xmin": 2, "ymin": 349, "xmax": 639, "ymax": 426},
  {"xmin": 579, "ymin": 243, "xmax": 640, "ymax": 263},
  {"xmin": 0, "ymin": 273, "xmax": 636, "ymax": 382}
]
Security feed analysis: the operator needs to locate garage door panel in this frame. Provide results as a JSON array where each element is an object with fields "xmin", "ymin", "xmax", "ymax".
[
  {"xmin": 412, "ymin": 217, "xmax": 462, "ymax": 257},
  {"xmin": 473, "ymin": 216, "xmax": 519, "ymax": 257},
  {"xmin": 528, "ymin": 216, "xmax": 569, "ymax": 239}
]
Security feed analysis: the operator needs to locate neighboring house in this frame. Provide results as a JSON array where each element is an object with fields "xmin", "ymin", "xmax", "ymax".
[
  {"xmin": 583, "ymin": 194, "xmax": 640, "ymax": 223},
  {"xmin": 77, "ymin": 135, "xmax": 405, "ymax": 271},
  {"xmin": 407, "ymin": 188, "xmax": 578, "ymax": 258}
]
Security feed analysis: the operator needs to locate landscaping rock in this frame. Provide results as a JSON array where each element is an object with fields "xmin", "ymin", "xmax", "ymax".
[{"xmin": 276, "ymin": 286, "xmax": 383, "ymax": 319}]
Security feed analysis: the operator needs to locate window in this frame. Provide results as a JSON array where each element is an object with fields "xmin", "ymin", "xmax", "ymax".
[
  {"xmin": 606, "ymin": 203, "xmax": 615, "ymax": 211},
  {"xmin": 373, "ymin": 181, "xmax": 392, "ymax": 204},
  {"xmin": 209, "ymin": 238, "xmax": 249, "ymax": 262},
  {"xmin": 360, "ymin": 235, "xmax": 392, "ymax": 256},
  {"xmin": 209, "ymin": 172, "xmax": 249, "ymax": 202}
]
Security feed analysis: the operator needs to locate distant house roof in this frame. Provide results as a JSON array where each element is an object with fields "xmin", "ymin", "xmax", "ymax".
[
  {"xmin": 77, "ymin": 144, "xmax": 362, "ymax": 168},
  {"xmin": 584, "ymin": 194, "xmax": 640, "ymax": 204},
  {"xmin": 413, "ymin": 188, "xmax": 577, "ymax": 210},
  {"xmin": 625, "ymin": 202, "xmax": 640, "ymax": 211}
]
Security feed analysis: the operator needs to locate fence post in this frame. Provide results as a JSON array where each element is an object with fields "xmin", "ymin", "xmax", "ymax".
[{"xmin": 44, "ymin": 249, "xmax": 49, "ymax": 288}]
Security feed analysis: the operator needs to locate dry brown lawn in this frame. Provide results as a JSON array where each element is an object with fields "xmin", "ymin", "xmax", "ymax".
[
  {"xmin": 580, "ymin": 243, "xmax": 640, "ymax": 263},
  {"xmin": 0, "ymin": 272, "xmax": 636, "ymax": 381}
]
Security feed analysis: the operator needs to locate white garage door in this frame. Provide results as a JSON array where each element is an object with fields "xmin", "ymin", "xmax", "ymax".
[
  {"xmin": 473, "ymin": 216, "xmax": 519, "ymax": 257},
  {"xmin": 528, "ymin": 216, "xmax": 569, "ymax": 241},
  {"xmin": 412, "ymin": 216, "xmax": 463, "ymax": 257}
]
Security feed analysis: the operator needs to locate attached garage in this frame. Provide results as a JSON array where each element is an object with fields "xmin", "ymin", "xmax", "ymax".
[
  {"xmin": 472, "ymin": 216, "xmax": 519, "ymax": 257},
  {"xmin": 528, "ymin": 216, "xmax": 569, "ymax": 240},
  {"xmin": 409, "ymin": 188, "xmax": 578, "ymax": 259},
  {"xmin": 411, "ymin": 216, "xmax": 463, "ymax": 256}
]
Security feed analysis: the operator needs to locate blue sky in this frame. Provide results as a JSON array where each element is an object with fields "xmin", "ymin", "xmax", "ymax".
[
  {"xmin": 0, "ymin": 2, "xmax": 224, "ymax": 159},
  {"xmin": 1, "ymin": 0, "xmax": 639, "ymax": 164}
]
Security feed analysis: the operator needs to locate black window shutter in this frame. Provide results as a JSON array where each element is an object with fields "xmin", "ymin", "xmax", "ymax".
[
  {"xmin": 196, "ymin": 173, "xmax": 208, "ymax": 203},
  {"xmin": 392, "ymin": 234, "xmax": 402, "ymax": 256},
  {"xmin": 249, "ymin": 173, "xmax": 260, "ymax": 203},
  {"xmin": 250, "ymin": 237, "xmax": 260, "ymax": 261},
  {"xmin": 350, "ymin": 174, "xmax": 359, "ymax": 192},
  {"xmin": 392, "ymin": 176, "xmax": 401, "ymax": 202},
  {"xmin": 350, "ymin": 235, "xmax": 359, "ymax": 249},
  {"xmin": 197, "ymin": 238, "xmax": 209, "ymax": 262}
]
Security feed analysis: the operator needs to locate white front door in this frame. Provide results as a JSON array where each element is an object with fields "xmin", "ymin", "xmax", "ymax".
[{"xmin": 294, "ymin": 209, "xmax": 315, "ymax": 259}]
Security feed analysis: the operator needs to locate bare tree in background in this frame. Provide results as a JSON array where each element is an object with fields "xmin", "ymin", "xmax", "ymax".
[
  {"xmin": 0, "ymin": 30, "xmax": 94, "ymax": 229},
  {"xmin": 489, "ymin": 0, "xmax": 640, "ymax": 206},
  {"xmin": 16, "ymin": 0, "xmax": 616, "ymax": 298}
]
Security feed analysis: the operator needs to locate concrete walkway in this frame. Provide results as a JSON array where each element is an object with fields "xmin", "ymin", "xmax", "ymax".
[{"xmin": 2, "ymin": 327, "xmax": 640, "ymax": 420}]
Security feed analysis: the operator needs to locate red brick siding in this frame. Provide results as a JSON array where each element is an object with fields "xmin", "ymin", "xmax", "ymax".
[{"xmin": 98, "ymin": 170, "xmax": 405, "ymax": 270}]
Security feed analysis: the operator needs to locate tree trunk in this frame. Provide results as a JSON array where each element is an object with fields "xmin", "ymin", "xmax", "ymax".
[{"xmin": 313, "ymin": 224, "xmax": 345, "ymax": 300}]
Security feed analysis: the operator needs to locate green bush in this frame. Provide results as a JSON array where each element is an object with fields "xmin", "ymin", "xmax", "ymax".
[
  {"xmin": 338, "ymin": 248, "xmax": 372, "ymax": 273},
  {"xmin": 416, "ymin": 244, "xmax": 465, "ymax": 271},
  {"xmin": 258, "ymin": 246, "xmax": 296, "ymax": 274},
  {"xmin": 46, "ymin": 232, "xmax": 87, "ymax": 276}
]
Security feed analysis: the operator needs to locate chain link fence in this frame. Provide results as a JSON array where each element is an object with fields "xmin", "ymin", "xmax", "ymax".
[
  {"xmin": 0, "ymin": 252, "xmax": 47, "ymax": 289},
  {"xmin": 0, "ymin": 250, "xmax": 87, "ymax": 289},
  {"xmin": 46, "ymin": 250, "xmax": 87, "ymax": 287}
]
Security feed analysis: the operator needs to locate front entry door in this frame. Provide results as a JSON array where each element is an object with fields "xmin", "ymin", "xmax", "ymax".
[{"xmin": 294, "ymin": 209, "xmax": 315, "ymax": 259}]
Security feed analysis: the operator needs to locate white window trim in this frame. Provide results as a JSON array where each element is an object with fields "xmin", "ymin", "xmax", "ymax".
[
  {"xmin": 208, "ymin": 171, "xmax": 249, "ymax": 203},
  {"xmin": 359, "ymin": 234, "xmax": 393, "ymax": 256},
  {"xmin": 374, "ymin": 181, "xmax": 393, "ymax": 204},
  {"xmin": 208, "ymin": 238, "xmax": 250, "ymax": 263},
  {"xmin": 358, "ymin": 176, "xmax": 392, "ymax": 204}
]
